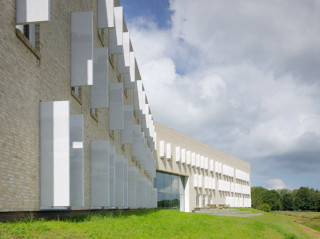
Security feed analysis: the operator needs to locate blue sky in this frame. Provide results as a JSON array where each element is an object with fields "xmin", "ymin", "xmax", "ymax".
[{"xmin": 120, "ymin": 0, "xmax": 320, "ymax": 191}]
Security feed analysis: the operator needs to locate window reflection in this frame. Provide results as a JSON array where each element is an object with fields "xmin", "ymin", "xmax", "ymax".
[{"xmin": 154, "ymin": 171, "xmax": 185, "ymax": 210}]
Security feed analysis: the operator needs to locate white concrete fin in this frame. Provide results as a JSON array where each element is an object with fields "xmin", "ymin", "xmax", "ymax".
[
  {"xmin": 40, "ymin": 101, "xmax": 70, "ymax": 207},
  {"xmin": 16, "ymin": 0, "xmax": 50, "ymax": 24},
  {"xmin": 71, "ymin": 12, "xmax": 93, "ymax": 86},
  {"xmin": 98, "ymin": 0, "xmax": 114, "ymax": 28},
  {"xmin": 109, "ymin": 83, "xmax": 124, "ymax": 130},
  {"xmin": 91, "ymin": 48, "xmax": 109, "ymax": 108},
  {"xmin": 70, "ymin": 114, "xmax": 84, "ymax": 206},
  {"xmin": 121, "ymin": 105, "xmax": 133, "ymax": 144},
  {"xmin": 90, "ymin": 140, "xmax": 110, "ymax": 207}
]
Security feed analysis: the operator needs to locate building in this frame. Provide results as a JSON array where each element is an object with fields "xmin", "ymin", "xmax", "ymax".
[
  {"xmin": 0, "ymin": 0, "xmax": 250, "ymax": 214},
  {"xmin": 154, "ymin": 122, "xmax": 251, "ymax": 212}
]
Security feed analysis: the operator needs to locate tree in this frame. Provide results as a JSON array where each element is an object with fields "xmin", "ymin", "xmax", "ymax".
[
  {"xmin": 294, "ymin": 187, "xmax": 310, "ymax": 210},
  {"xmin": 251, "ymin": 187, "xmax": 268, "ymax": 209},
  {"xmin": 262, "ymin": 190, "xmax": 282, "ymax": 210},
  {"xmin": 281, "ymin": 193, "xmax": 294, "ymax": 211}
]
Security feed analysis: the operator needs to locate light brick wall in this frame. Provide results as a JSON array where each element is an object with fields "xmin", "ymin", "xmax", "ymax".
[{"xmin": 0, "ymin": 0, "xmax": 152, "ymax": 212}]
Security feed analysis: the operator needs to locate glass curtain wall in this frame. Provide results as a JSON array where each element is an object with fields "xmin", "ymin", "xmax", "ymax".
[{"xmin": 154, "ymin": 171, "xmax": 185, "ymax": 210}]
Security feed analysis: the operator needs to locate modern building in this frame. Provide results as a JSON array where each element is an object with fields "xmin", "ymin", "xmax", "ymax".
[{"xmin": 0, "ymin": 0, "xmax": 251, "ymax": 214}]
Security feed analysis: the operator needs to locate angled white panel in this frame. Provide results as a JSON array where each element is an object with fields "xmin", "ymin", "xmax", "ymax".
[
  {"xmin": 114, "ymin": 7, "xmax": 123, "ymax": 45},
  {"xmin": 117, "ymin": 54, "xmax": 129, "ymax": 74},
  {"xmin": 210, "ymin": 160, "xmax": 214, "ymax": 172},
  {"xmin": 70, "ymin": 114, "xmax": 84, "ymax": 206},
  {"xmin": 109, "ymin": 146, "xmax": 116, "ymax": 207},
  {"xmin": 194, "ymin": 174, "xmax": 198, "ymax": 187},
  {"xmin": 196, "ymin": 154, "xmax": 200, "ymax": 168},
  {"xmin": 108, "ymin": 28, "xmax": 123, "ymax": 54},
  {"xmin": 109, "ymin": 83, "xmax": 124, "ymax": 130},
  {"xmin": 115, "ymin": 155, "xmax": 124, "ymax": 208},
  {"xmin": 191, "ymin": 152, "xmax": 196, "ymax": 166},
  {"xmin": 159, "ymin": 140, "xmax": 165, "ymax": 158},
  {"xmin": 122, "ymin": 32, "xmax": 130, "ymax": 67},
  {"xmin": 121, "ymin": 105, "xmax": 133, "ymax": 144},
  {"xmin": 128, "ymin": 167, "xmax": 138, "ymax": 208},
  {"xmin": 16, "ymin": 0, "xmax": 50, "ymax": 24},
  {"xmin": 98, "ymin": 0, "xmax": 114, "ymax": 28},
  {"xmin": 181, "ymin": 148, "xmax": 186, "ymax": 164},
  {"xmin": 123, "ymin": 158, "xmax": 128, "ymax": 208},
  {"xmin": 91, "ymin": 141, "xmax": 109, "ymax": 207},
  {"xmin": 186, "ymin": 151, "xmax": 191, "ymax": 165},
  {"xmin": 71, "ymin": 12, "xmax": 93, "ymax": 86},
  {"xmin": 199, "ymin": 175, "xmax": 202, "ymax": 188},
  {"xmin": 176, "ymin": 146, "xmax": 180, "ymax": 162},
  {"xmin": 204, "ymin": 157, "xmax": 208, "ymax": 170},
  {"xmin": 91, "ymin": 48, "xmax": 108, "ymax": 108},
  {"xmin": 40, "ymin": 101, "xmax": 70, "ymax": 207},
  {"xmin": 166, "ymin": 143, "xmax": 171, "ymax": 160},
  {"xmin": 124, "ymin": 74, "xmax": 134, "ymax": 89},
  {"xmin": 129, "ymin": 52, "xmax": 135, "ymax": 81},
  {"xmin": 200, "ymin": 156, "xmax": 204, "ymax": 169}
]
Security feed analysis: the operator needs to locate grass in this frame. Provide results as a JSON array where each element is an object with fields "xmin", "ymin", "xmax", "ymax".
[
  {"xmin": 0, "ymin": 209, "xmax": 313, "ymax": 239},
  {"xmin": 276, "ymin": 211, "xmax": 320, "ymax": 233}
]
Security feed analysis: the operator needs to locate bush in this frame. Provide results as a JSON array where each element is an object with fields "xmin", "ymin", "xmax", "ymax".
[{"xmin": 259, "ymin": 203, "xmax": 271, "ymax": 212}]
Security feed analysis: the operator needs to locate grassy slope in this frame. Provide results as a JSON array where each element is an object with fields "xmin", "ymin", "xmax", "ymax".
[
  {"xmin": 0, "ymin": 209, "xmax": 311, "ymax": 239},
  {"xmin": 276, "ymin": 211, "xmax": 320, "ymax": 233}
]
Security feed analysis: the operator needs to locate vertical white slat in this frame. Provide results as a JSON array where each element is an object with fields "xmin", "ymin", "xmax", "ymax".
[
  {"xmin": 186, "ymin": 151, "xmax": 191, "ymax": 165},
  {"xmin": 191, "ymin": 152, "xmax": 196, "ymax": 166},
  {"xmin": 166, "ymin": 143, "xmax": 171, "ymax": 160},
  {"xmin": 159, "ymin": 140, "xmax": 165, "ymax": 158},
  {"xmin": 70, "ymin": 114, "xmax": 84, "ymax": 206},
  {"xmin": 128, "ymin": 167, "xmax": 137, "ymax": 208},
  {"xmin": 16, "ymin": 0, "xmax": 50, "ymax": 24},
  {"xmin": 98, "ymin": 0, "xmax": 114, "ymax": 28},
  {"xmin": 115, "ymin": 154, "xmax": 124, "ymax": 208},
  {"xmin": 91, "ymin": 141, "xmax": 110, "ymax": 207},
  {"xmin": 123, "ymin": 157, "xmax": 128, "ymax": 208},
  {"xmin": 181, "ymin": 148, "xmax": 186, "ymax": 164},
  {"xmin": 71, "ymin": 12, "xmax": 93, "ymax": 86},
  {"xmin": 40, "ymin": 101, "xmax": 70, "ymax": 207},
  {"xmin": 121, "ymin": 105, "xmax": 133, "ymax": 144},
  {"xmin": 109, "ymin": 145, "xmax": 116, "ymax": 207},
  {"xmin": 109, "ymin": 83, "xmax": 124, "ymax": 130},
  {"xmin": 91, "ymin": 48, "xmax": 108, "ymax": 108},
  {"xmin": 176, "ymin": 146, "xmax": 180, "ymax": 162},
  {"xmin": 196, "ymin": 154, "xmax": 200, "ymax": 168}
]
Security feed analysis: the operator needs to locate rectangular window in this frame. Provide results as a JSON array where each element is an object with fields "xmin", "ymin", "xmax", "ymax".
[{"xmin": 71, "ymin": 86, "xmax": 82, "ymax": 104}]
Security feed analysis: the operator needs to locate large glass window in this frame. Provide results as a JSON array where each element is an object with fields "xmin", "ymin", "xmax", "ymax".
[{"xmin": 154, "ymin": 171, "xmax": 185, "ymax": 210}]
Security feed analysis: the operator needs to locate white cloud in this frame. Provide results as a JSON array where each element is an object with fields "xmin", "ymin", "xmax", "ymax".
[
  {"xmin": 125, "ymin": 0, "xmax": 320, "ymax": 188},
  {"xmin": 266, "ymin": 179, "xmax": 287, "ymax": 190}
]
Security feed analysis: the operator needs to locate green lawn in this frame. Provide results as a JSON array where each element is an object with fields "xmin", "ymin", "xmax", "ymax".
[
  {"xmin": 276, "ymin": 211, "xmax": 320, "ymax": 233},
  {"xmin": 0, "ymin": 209, "xmax": 312, "ymax": 239}
]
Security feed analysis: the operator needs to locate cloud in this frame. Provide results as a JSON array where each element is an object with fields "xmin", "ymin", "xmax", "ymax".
[
  {"xmin": 125, "ymin": 0, "xmax": 320, "ymax": 189},
  {"xmin": 266, "ymin": 179, "xmax": 287, "ymax": 190}
]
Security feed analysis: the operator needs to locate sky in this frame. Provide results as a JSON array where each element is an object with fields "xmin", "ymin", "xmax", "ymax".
[{"xmin": 120, "ymin": 0, "xmax": 320, "ymax": 190}]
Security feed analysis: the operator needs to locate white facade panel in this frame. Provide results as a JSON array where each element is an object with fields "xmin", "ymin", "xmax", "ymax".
[
  {"xmin": 194, "ymin": 174, "xmax": 198, "ymax": 187},
  {"xmin": 71, "ymin": 12, "xmax": 93, "ymax": 86},
  {"xmin": 70, "ymin": 114, "xmax": 84, "ymax": 206},
  {"xmin": 115, "ymin": 155, "xmax": 124, "ymax": 208},
  {"xmin": 117, "ymin": 54, "xmax": 129, "ymax": 74},
  {"xmin": 166, "ymin": 143, "xmax": 171, "ymax": 160},
  {"xmin": 109, "ymin": 146, "xmax": 116, "ymax": 207},
  {"xmin": 200, "ymin": 156, "xmax": 204, "ymax": 169},
  {"xmin": 128, "ymin": 167, "xmax": 137, "ymax": 208},
  {"xmin": 181, "ymin": 148, "xmax": 186, "ymax": 164},
  {"xmin": 123, "ymin": 158, "xmax": 128, "ymax": 208},
  {"xmin": 210, "ymin": 160, "xmax": 214, "ymax": 172},
  {"xmin": 109, "ymin": 83, "xmax": 124, "ymax": 130},
  {"xmin": 97, "ymin": 0, "xmax": 114, "ymax": 28},
  {"xmin": 40, "ymin": 101, "xmax": 70, "ymax": 207},
  {"xmin": 175, "ymin": 146, "xmax": 180, "ymax": 162},
  {"xmin": 196, "ymin": 154, "xmax": 200, "ymax": 168},
  {"xmin": 186, "ymin": 151, "xmax": 191, "ymax": 165},
  {"xmin": 91, "ymin": 48, "xmax": 108, "ymax": 108},
  {"xmin": 16, "ymin": 0, "xmax": 50, "ymax": 24},
  {"xmin": 159, "ymin": 140, "xmax": 165, "ymax": 158},
  {"xmin": 90, "ymin": 141, "xmax": 109, "ymax": 207},
  {"xmin": 114, "ymin": 7, "xmax": 123, "ymax": 46},
  {"xmin": 191, "ymin": 152, "xmax": 196, "ymax": 166},
  {"xmin": 121, "ymin": 105, "xmax": 133, "ymax": 144},
  {"xmin": 204, "ymin": 157, "xmax": 208, "ymax": 170}
]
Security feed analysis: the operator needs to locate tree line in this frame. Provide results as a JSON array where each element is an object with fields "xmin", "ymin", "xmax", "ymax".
[{"xmin": 251, "ymin": 186, "xmax": 320, "ymax": 212}]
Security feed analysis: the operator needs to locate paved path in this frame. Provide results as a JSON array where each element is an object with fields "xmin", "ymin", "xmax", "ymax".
[{"xmin": 193, "ymin": 209, "xmax": 264, "ymax": 217}]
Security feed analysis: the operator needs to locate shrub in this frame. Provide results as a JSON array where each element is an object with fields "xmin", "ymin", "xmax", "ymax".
[{"xmin": 259, "ymin": 203, "xmax": 271, "ymax": 212}]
